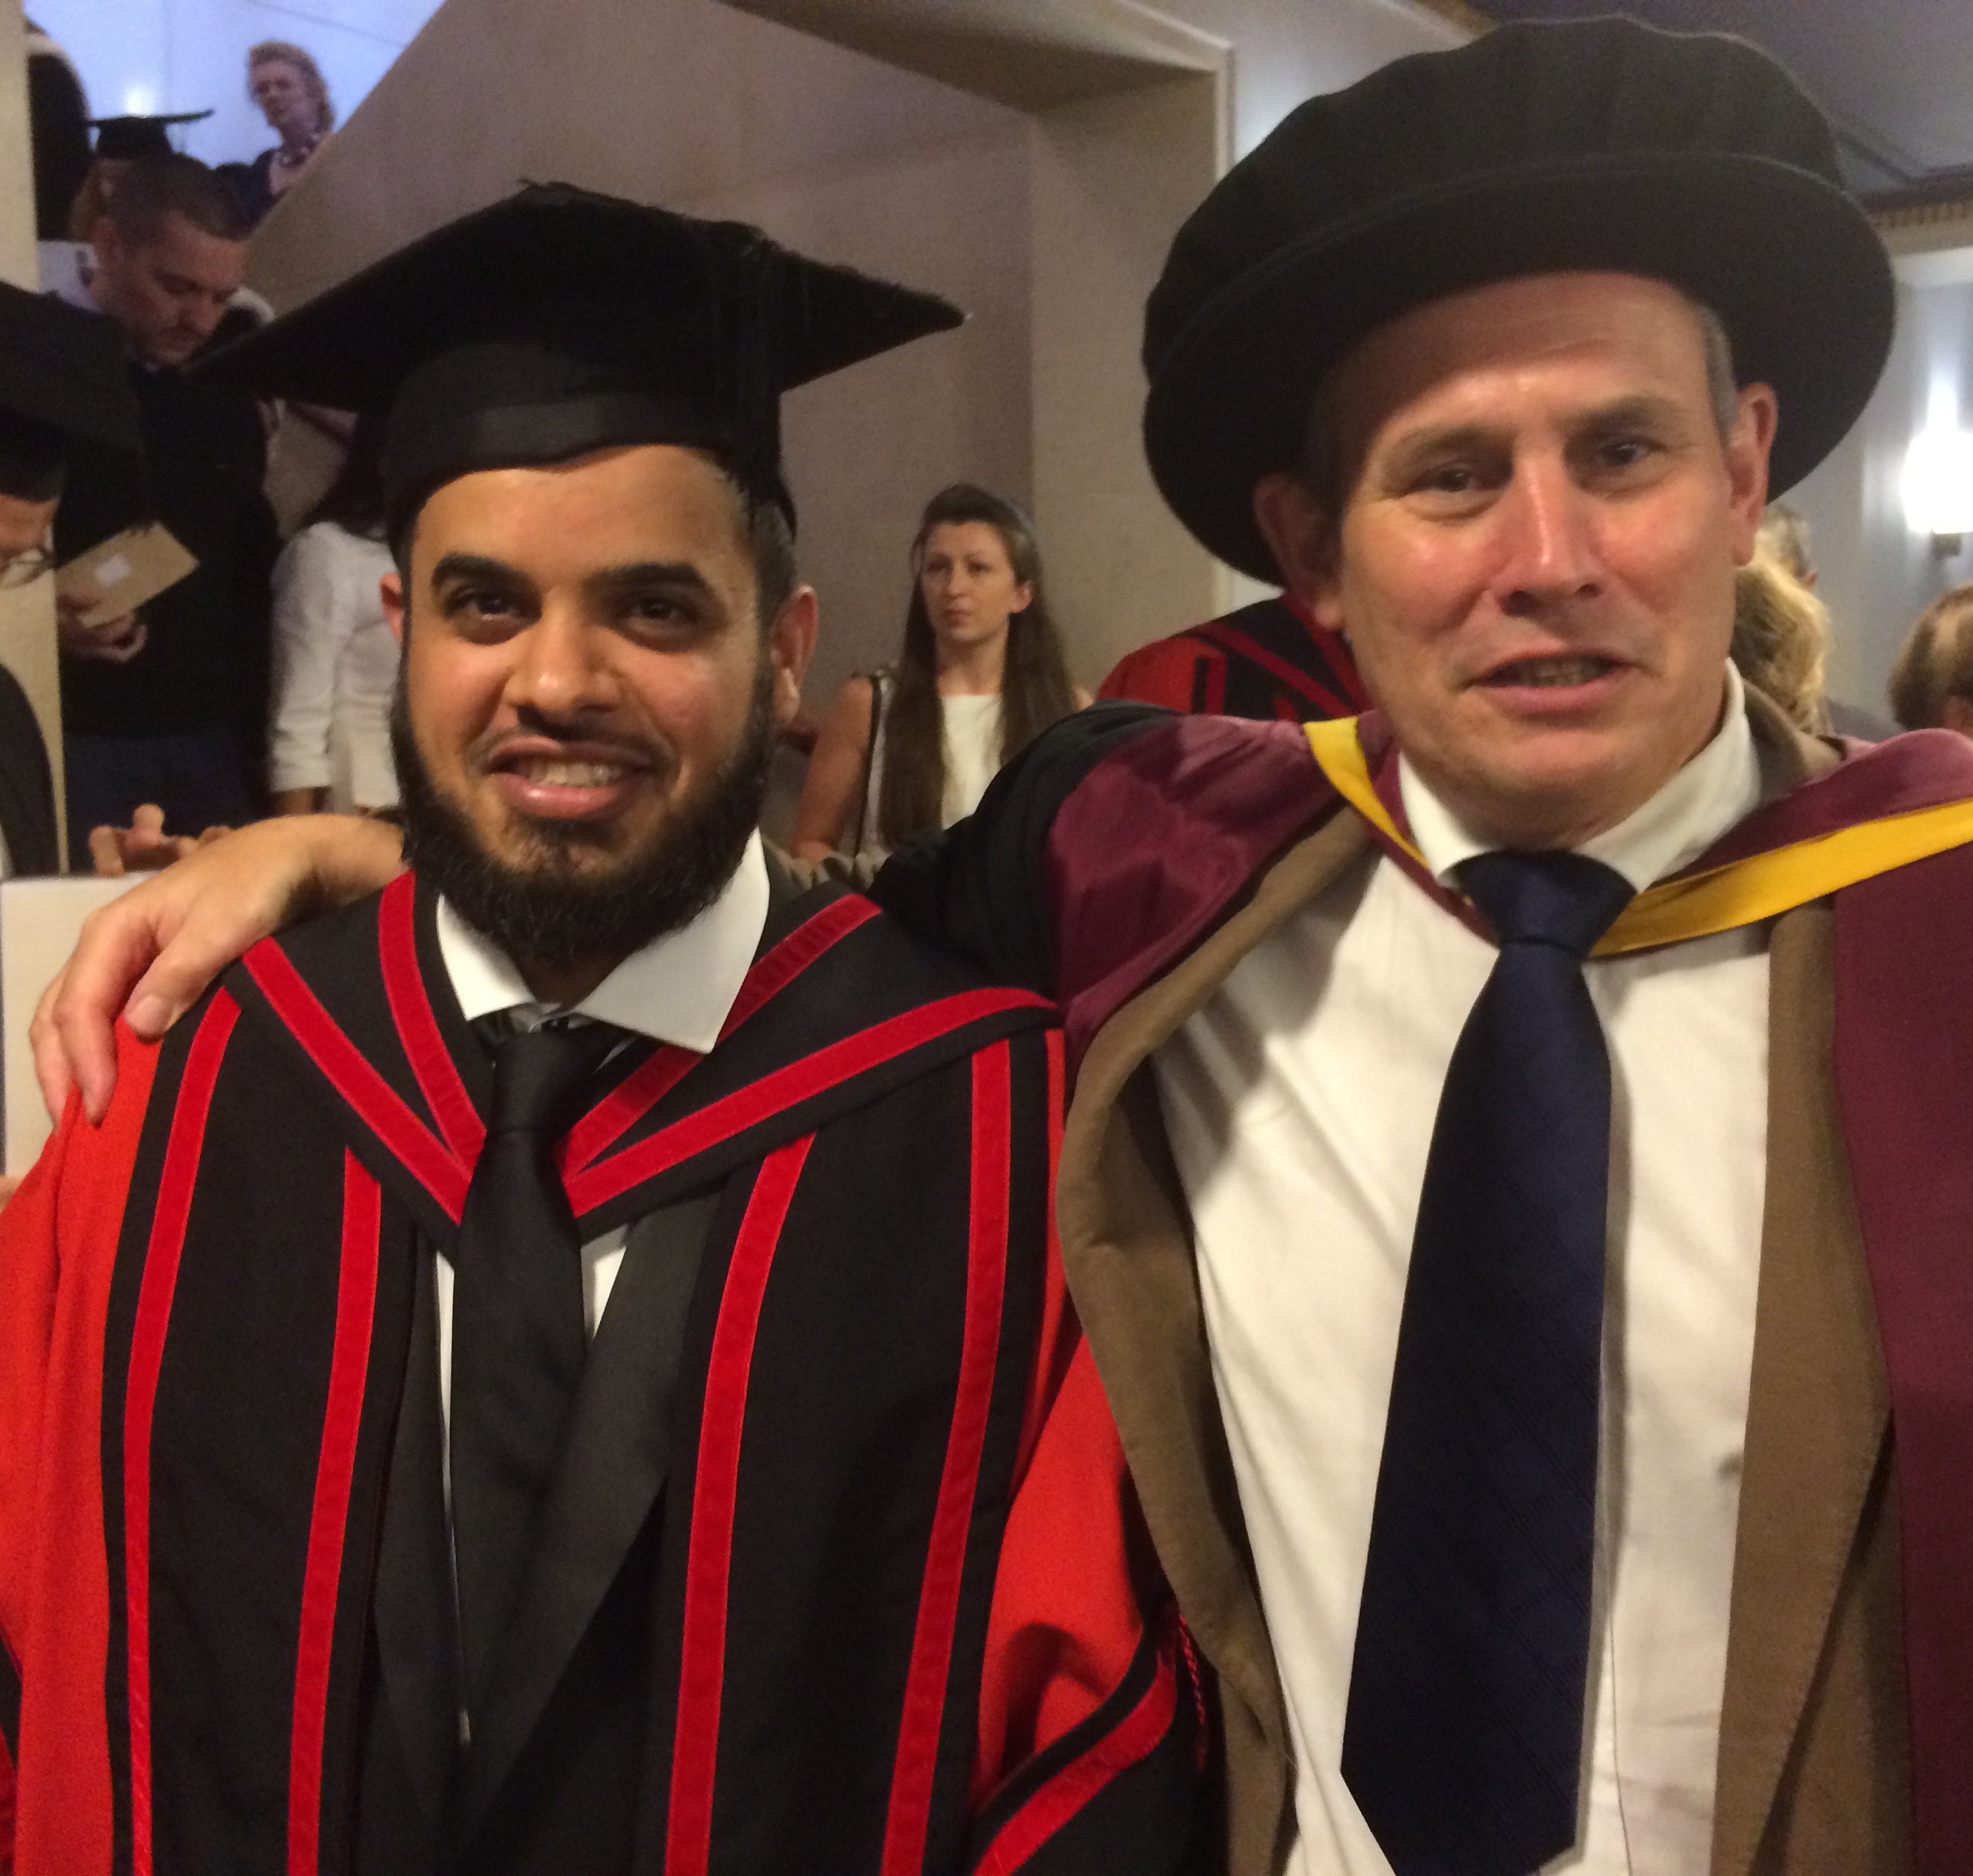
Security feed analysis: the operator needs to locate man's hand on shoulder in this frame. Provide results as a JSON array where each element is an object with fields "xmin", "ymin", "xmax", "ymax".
[{"xmin": 34, "ymin": 813, "xmax": 406, "ymax": 1125}]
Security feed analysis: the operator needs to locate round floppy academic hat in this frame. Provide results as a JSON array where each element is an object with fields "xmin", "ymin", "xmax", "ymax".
[
  {"xmin": 1141, "ymin": 17, "xmax": 1896, "ymax": 582},
  {"xmin": 0, "ymin": 281, "xmax": 141, "ymax": 500},
  {"xmin": 198, "ymin": 182, "xmax": 964, "ymax": 543},
  {"xmin": 90, "ymin": 110, "xmax": 213, "ymax": 162}
]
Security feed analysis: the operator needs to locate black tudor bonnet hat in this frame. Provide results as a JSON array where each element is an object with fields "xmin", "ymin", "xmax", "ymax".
[
  {"xmin": 198, "ymin": 182, "xmax": 964, "ymax": 545},
  {"xmin": 1142, "ymin": 16, "xmax": 1896, "ymax": 582}
]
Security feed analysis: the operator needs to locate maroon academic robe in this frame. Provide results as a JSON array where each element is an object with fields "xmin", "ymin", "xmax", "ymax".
[{"xmin": 875, "ymin": 702, "xmax": 1973, "ymax": 1876}]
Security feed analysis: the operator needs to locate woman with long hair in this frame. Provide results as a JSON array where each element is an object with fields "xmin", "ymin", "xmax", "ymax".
[
  {"xmin": 267, "ymin": 416, "xmax": 400, "ymax": 815},
  {"xmin": 795, "ymin": 483, "xmax": 1084, "ymax": 861}
]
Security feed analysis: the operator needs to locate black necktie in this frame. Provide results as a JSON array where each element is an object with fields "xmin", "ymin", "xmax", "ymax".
[
  {"xmin": 1342, "ymin": 850, "xmax": 1634, "ymax": 1876},
  {"xmin": 450, "ymin": 1018, "xmax": 621, "ymax": 1718}
]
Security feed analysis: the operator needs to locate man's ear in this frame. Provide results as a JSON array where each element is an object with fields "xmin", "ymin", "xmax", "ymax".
[
  {"xmin": 1725, "ymin": 382, "xmax": 1779, "ymax": 566},
  {"xmin": 767, "ymin": 585, "xmax": 819, "ymax": 729},
  {"xmin": 1252, "ymin": 471, "xmax": 1345, "ymax": 631},
  {"xmin": 380, "ymin": 569, "xmax": 406, "ymax": 644}
]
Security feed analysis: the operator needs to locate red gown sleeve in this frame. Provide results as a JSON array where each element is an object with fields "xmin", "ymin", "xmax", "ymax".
[
  {"xmin": 965, "ymin": 1238, "xmax": 1208, "ymax": 1873},
  {"xmin": 0, "ymin": 1028, "xmax": 159, "ymax": 1875}
]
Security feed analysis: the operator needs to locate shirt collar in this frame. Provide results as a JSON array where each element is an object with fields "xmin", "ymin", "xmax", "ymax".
[
  {"xmin": 434, "ymin": 829, "xmax": 769, "ymax": 1052},
  {"xmin": 1400, "ymin": 664, "xmax": 1762, "ymax": 892}
]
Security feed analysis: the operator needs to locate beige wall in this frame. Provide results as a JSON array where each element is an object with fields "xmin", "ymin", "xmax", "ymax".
[
  {"xmin": 244, "ymin": 0, "xmax": 1017, "ymax": 305},
  {"xmin": 688, "ymin": 122, "xmax": 1037, "ymax": 701},
  {"xmin": 241, "ymin": 0, "xmax": 1467, "ymax": 711},
  {"xmin": 245, "ymin": 0, "xmax": 1048, "ymax": 705},
  {"xmin": 1029, "ymin": 73, "xmax": 1225, "ymax": 679},
  {"xmin": 1161, "ymin": 0, "xmax": 1464, "ymax": 155},
  {"xmin": 0, "ymin": 0, "xmax": 63, "ymax": 862}
]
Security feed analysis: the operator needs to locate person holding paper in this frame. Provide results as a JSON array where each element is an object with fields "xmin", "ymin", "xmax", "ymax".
[
  {"xmin": 58, "ymin": 151, "xmax": 279, "ymax": 859},
  {"xmin": 0, "ymin": 281, "xmax": 143, "ymax": 876}
]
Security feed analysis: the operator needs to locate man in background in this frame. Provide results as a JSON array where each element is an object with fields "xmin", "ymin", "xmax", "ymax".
[
  {"xmin": 0, "ymin": 282, "xmax": 143, "ymax": 875},
  {"xmin": 58, "ymin": 151, "xmax": 278, "ymax": 858}
]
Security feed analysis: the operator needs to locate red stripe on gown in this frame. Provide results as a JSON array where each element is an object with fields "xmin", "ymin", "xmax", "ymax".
[
  {"xmin": 880, "ymin": 1043, "xmax": 1014, "ymax": 1874},
  {"xmin": 567, "ymin": 988, "xmax": 1049, "ymax": 1215},
  {"xmin": 562, "ymin": 894, "xmax": 878, "ymax": 1175},
  {"xmin": 123, "ymin": 994, "xmax": 240, "ymax": 1876},
  {"xmin": 972, "ymin": 1626, "xmax": 1181, "ymax": 1875},
  {"xmin": 377, "ymin": 874, "xmax": 483, "ymax": 1162},
  {"xmin": 286, "ymin": 1154, "xmax": 382, "ymax": 1876},
  {"xmin": 244, "ymin": 941, "xmax": 470, "ymax": 1220},
  {"xmin": 664, "ymin": 1136, "xmax": 813, "ymax": 1876}
]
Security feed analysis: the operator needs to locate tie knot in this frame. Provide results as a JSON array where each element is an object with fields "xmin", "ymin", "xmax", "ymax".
[
  {"xmin": 1455, "ymin": 850, "xmax": 1634, "ymax": 959},
  {"xmin": 485, "ymin": 1020, "xmax": 620, "ymax": 1136}
]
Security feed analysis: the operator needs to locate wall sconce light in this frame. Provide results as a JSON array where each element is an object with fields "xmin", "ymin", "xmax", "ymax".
[{"xmin": 1903, "ymin": 424, "xmax": 1973, "ymax": 556}]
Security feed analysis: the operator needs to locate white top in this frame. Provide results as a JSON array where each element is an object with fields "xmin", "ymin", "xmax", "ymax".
[
  {"xmin": 267, "ymin": 523, "xmax": 401, "ymax": 811},
  {"xmin": 431, "ymin": 831, "xmax": 769, "ymax": 1422},
  {"xmin": 859, "ymin": 682, "xmax": 1005, "ymax": 860},
  {"xmin": 1155, "ymin": 667, "xmax": 1770, "ymax": 1876},
  {"xmin": 936, "ymin": 693, "xmax": 1005, "ymax": 823}
]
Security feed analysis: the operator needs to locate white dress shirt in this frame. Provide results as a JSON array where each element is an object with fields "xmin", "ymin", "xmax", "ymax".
[
  {"xmin": 431, "ymin": 830, "xmax": 769, "ymax": 1425},
  {"xmin": 1155, "ymin": 668, "xmax": 1771, "ymax": 1875}
]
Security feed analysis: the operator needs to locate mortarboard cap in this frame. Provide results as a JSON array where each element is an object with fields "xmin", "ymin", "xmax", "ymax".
[
  {"xmin": 90, "ymin": 110, "xmax": 213, "ymax": 162},
  {"xmin": 198, "ymin": 182, "xmax": 964, "ymax": 543},
  {"xmin": 0, "ymin": 281, "xmax": 141, "ymax": 500}
]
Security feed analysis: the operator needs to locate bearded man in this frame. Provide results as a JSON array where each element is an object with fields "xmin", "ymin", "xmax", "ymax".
[{"xmin": 0, "ymin": 186, "xmax": 1204, "ymax": 1875}]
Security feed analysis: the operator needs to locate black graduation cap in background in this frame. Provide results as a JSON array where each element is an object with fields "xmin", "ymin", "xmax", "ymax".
[
  {"xmin": 0, "ymin": 280, "xmax": 141, "ymax": 500},
  {"xmin": 89, "ymin": 110, "xmax": 213, "ymax": 162},
  {"xmin": 198, "ymin": 182, "xmax": 965, "ymax": 540}
]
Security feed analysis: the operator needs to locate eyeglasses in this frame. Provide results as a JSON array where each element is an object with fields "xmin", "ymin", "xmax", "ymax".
[{"xmin": 0, "ymin": 546, "xmax": 51, "ymax": 589}]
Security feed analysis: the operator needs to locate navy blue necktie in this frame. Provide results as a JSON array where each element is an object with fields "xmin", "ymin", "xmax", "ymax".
[
  {"xmin": 1342, "ymin": 850, "xmax": 1634, "ymax": 1876},
  {"xmin": 450, "ymin": 1017, "xmax": 621, "ymax": 1718}
]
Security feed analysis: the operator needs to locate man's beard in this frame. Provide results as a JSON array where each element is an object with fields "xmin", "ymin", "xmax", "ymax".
[{"xmin": 391, "ymin": 662, "xmax": 775, "ymax": 978}]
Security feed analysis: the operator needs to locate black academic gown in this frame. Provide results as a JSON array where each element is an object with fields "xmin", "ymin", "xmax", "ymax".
[
  {"xmin": 54, "ymin": 324, "xmax": 279, "ymax": 769},
  {"xmin": 28, "ymin": 861, "xmax": 1201, "ymax": 1875}
]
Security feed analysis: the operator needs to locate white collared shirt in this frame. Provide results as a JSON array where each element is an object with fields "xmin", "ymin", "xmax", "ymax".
[
  {"xmin": 431, "ymin": 831, "xmax": 769, "ymax": 1419},
  {"xmin": 1154, "ymin": 668, "xmax": 1771, "ymax": 1875}
]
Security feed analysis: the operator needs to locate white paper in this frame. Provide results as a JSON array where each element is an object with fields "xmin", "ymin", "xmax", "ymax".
[{"xmin": 93, "ymin": 552, "xmax": 131, "ymax": 587}]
